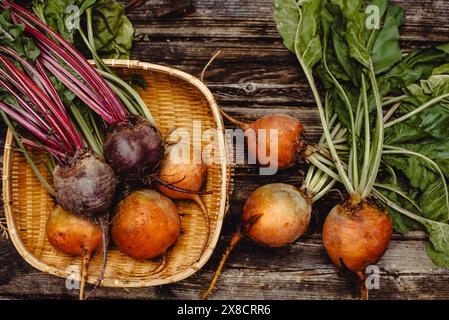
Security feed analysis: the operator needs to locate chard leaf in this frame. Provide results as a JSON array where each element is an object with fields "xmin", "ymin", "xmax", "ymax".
[
  {"xmin": 0, "ymin": 9, "xmax": 40, "ymax": 61},
  {"xmin": 437, "ymin": 43, "xmax": 449, "ymax": 54},
  {"xmin": 330, "ymin": 0, "xmax": 369, "ymax": 67},
  {"xmin": 380, "ymin": 47, "xmax": 449, "ymax": 91},
  {"xmin": 371, "ymin": 5, "xmax": 404, "ymax": 74},
  {"xmin": 299, "ymin": 0, "xmax": 323, "ymax": 68},
  {"xmin": 432, "ymin": 63, "xmax": 449, "ymax": 76},
  {"xmin": 31, "ymin": 0, "xmax": 134, "ymax": 59},
  {"xmin": 369, "ymin": 0, "xmax": 388, "ymax": 19},
  {"xmin": 390, "ymin": 208, "xmax": 416, "ymax": 234},
  {"xmin": 332, "ymin": 31, "xmax": 355, "ymax": 82},
  {"xmin": 384, "ymin": 122, "xmax": 428, "ymax": 145},
  {"xmin": 427, "ymin": 222, "xmax": 449, "ymax": 254},
  {"xmin": 386, "ymin": 103, "xmax": 449, "ymax": 143},
  {"xmin": 394, "ymin": 140, "xmax": 449, "ymax": 178},
  {"xmin": 31, "ymin": 0, "xmax": 76, "ymax": 41},
  {"xmin": 376, "ymin": 174, "xmax": 423, "ymax": 233},
  {"xmin": 383, "ymin": 155, "xmax": 438, "ymax": 191},
  {"xmin": 384, "ymin": 91, "xmax": 449, "ymax": 224},
  {"xmin": 418, "ymin": 75, "xmax": 449, "ymax": 98},
  {"xmin": 420, "ymin": 181, "xmax": 449, "ymax": 222},
  {"xmin": 91, "ymin": 0, "xmax": 134, "ymax": 59},
  {"xmin": 380, "ymin": 193, "xmax": 422, "ymax": 234},
  {"xmin": 322, "ymin": 2, "xmax": 360, "ymax": 84},
  {"xmin": 274, "ymin": 0, "xmax": 301, "ymax": 52},
  {"xmin": 406, "ymin": 106, "xmax": 449, "ymax": 141},
  {"xmin": 426, "ymin": 242, "xmax": 449, "ymax": 268},
  {"xmin": 327, "ymin": 89, "xmax": 350, "ymax": 127},
  {"xmin": 385, "ymin": 75, "xmax": 449, "ymax": 143},
  {"xmin": 274, "ymin": 0, "xmax": 323, "ymax": 69},
  {"xmin": 423, "ymin": 212, "xmax": 449, "ymax": 268}
]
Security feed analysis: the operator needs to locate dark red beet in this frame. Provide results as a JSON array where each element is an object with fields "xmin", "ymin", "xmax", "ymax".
[
  {"xmin": 54, "ymin": 149, "xmax": 117, "ymax": 217},
  {"xmin": 103, "ymin": 116, "xmax": 164, "ymax": 179}
]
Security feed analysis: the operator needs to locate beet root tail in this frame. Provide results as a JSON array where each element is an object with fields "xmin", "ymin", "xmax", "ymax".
[
  {"xmin": 79, "ymin": 252, "xmax": 91, "ymax": 300},
  {"xmin": 201, "ymin": 232, "xmax": 242, "ymax": 300},
  {"xmin": 84, "ymin": 216, "xmax": 109, "ymax": 300},
  {"xmin": 152, "ymin": 174, "xmax": 210, "ymax": 195},
  {"xmin": 217, "ymin": 107, "xmax": 248, "ymax": 130},
  {"xmin": 357, "ymin": 271, "xmax": 369, "ymax": 301}
]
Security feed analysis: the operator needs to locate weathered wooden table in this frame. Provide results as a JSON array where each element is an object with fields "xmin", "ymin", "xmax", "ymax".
[{"xmin": 1, "ymin": 0, "xmax": 449, "ymax": 300}]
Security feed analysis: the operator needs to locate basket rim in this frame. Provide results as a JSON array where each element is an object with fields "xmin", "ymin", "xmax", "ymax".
[{"xmin": 2, "ymin": 59, "xmax": 229, "ymax": 288}]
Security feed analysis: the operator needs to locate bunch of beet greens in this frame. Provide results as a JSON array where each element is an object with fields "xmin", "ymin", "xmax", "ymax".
[{"xmin": 274, "ymin": 0, "xmax": 449, "ymax": 298}]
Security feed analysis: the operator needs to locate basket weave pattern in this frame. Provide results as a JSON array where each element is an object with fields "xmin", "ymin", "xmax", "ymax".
[{"xmin": 3, "ymin": 60, "xmax": 230, "ymax": 287}]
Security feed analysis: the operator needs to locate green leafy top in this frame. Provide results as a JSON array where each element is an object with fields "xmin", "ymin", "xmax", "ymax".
[
  {"xmin": 31, "ymin": 0, "xmax": 134, "ymax": 59},
  {"xmin": 274, "ymin": 0, "xmax": 323, "ymax": 69},
  {"xmin": 274, "ymin": 0, "xmax": 449, "ymax": 268},
  {"xmin": 31, "ymin": 0, "xmax": 76, "ymax": 41},
  {"xmin": 90, "ymin": 0, "xmax": 134, "ymax": 59},
  {"xmin": 0, "ymin": 9, "xmax": 40, "ymax": 61}
]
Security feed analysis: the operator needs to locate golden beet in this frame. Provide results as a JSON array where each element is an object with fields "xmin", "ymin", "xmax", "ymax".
[
  {"xmin": 157, "ymin": 148, "xmax": 207, "ymax": 208},
  {"xmin": 242, "ymin": 114, "xmax": 305, "ymax": 170},
  {"xmin": 323, "ymin": 200, "xmax": 393, "ymax": 272},
  {"xmin": 112, "ymin": 190, "xmax": 181, "ymax": 260},
  {"xmin": 46, "ymin": 205, "xmax": 104, "ymax": 300},
  {"xmin": 202, "ymin": 183, "xmax": 311, "ymax": 299},
  {"xmin": 242, "ymin": 183, "xmax": 311, "ymax": 247},
  {"xmin": 47, "ymin": 205, "xmax": 102, "ymax": 257}
]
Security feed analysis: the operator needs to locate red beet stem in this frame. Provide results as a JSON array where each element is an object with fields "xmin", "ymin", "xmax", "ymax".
[
  {"xmin": 0, "ymin": 67, "xmax": 73, "ymax": 152},
  {"xmin": 2, "ymin": 54, "xmax": 84, "ymax": 149},
  {"xmin": 28, "ymin": 21, "xmax": 126, "ymax": 123},
  {"xmin": 0, "ymin": 55, "xmax": 78, "ymax": 151},
  {"xmin": 0, "ymin": 101, "xmax": 64, "ymax": 151},
  {"xmin": 39, "ymin": 55, "xmax": 115, "ymax": 124},
  {"xmin": 21, "ymin": 138, "xmax": 68, "ymax": 160},
  {"xmin": 36, "ymin": 60, "xmax": 85, "ymax": 148},
  {"xmin": 35, "ymin": 60, "xmax": 67, "ymax": 114},
  {"xmin": 0, "ymin": 45, "xmax": 47, "ymax": 88},
  {"xmin": 27, "ymin": 27, "xmax": 117, "ymax": 116},
  {"xmin": 0, "ymin": 76, "xmax": 51, "ymax": 132},
  {"xmin": 2, "ymin": 98, "xmax": 44, "ymax": 129},
  {"xmin": 7, "ymin": 4, "xmax": 128, "ymax": 122},
  {"xmin": 39, "ymin": 52, "xmax": 106, "ymax": 110},
  {"xmin": 0, "ymin": 46, "xmax": 69, "ymax": 124}
]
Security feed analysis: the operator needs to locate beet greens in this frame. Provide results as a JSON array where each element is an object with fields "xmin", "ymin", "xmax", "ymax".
[{"xmin": 275, "ymin": 0, "xmax": 449, "ymax": 272}]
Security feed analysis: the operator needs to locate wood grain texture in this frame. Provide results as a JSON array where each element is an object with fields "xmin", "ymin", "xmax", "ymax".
[
  {"xmin": 1, "ymin": 235, "xmax": 447, "ymax": 300},
  {"xmin": 127, "ymin": 0, "xmax": 194, "ymax": 18},
  {"xmin": 1, "ymin": 0, "xmax": 449, "ymax": 300}
]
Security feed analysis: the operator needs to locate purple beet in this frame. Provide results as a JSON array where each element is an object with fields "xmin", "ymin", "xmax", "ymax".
[
  {"xmin": 103, "ymin": 116, "xmax": 165, "ymax": 180},
  {"xmin": 54, "ymin": 149, "xmax": 117, "ymax": 217}
]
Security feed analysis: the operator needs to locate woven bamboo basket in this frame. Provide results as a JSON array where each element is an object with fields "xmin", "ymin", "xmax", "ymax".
[{"xmin": 2, "ymin": 60, "xmax": 232, "ymax": 287}]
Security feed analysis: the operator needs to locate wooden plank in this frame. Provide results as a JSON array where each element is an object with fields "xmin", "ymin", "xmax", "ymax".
[
  {"xmin": 125, "ymin": 0, "xmax": 449, "ymax": 42},
  {"xmin": 0, "ymin": 237, "xmax": 447, "ymax": 299},
  {"xmin": 125, "ymin": 0, "xmax": 194, "ymax": 18},
  {"xmin": 125, "ymin": 41, "xmax": 440, "ymax": 110}
]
